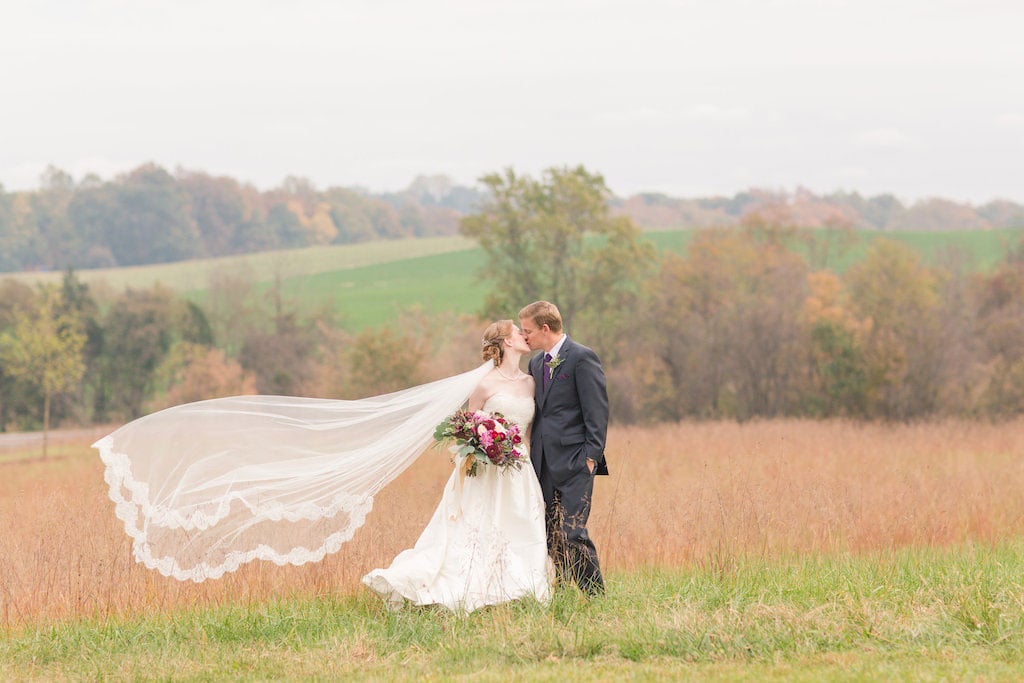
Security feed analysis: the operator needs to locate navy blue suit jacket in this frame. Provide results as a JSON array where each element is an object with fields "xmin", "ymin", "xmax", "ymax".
[{"xmin": 529, "ymin": 336, "xmax": 610, "ymax": 484}]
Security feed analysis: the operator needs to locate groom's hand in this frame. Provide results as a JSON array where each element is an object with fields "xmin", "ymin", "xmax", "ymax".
[{"xmin": 586, "ymin": 458, "xmax": 595, "ymax": 474}]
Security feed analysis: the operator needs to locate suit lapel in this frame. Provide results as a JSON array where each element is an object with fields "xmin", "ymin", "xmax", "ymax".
[
  {"xmin": 531, "ymin": 352, "xmax": 545, "ymax": 404},
  {"xmin": 538, "ymin": 337, "xmax": 572, "ymax": 411}
]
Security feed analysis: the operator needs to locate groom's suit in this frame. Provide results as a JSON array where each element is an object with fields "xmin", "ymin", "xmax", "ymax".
[{"xmin": 529, "ymin": 335, "xmax": 609, "ymax": 594}]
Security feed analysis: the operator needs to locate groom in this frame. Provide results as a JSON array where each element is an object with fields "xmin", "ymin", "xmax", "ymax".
[{"xmin": 519, "ymin": 301, "xmax": 608, "ymax": 595}]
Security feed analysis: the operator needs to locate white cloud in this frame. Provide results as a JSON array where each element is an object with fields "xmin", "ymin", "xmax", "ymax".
[
  {"xmin": 855, "ymin": 128, "xmax": 911, "ymax": 149},
  {"xmin": 683, "ymin": 105, "xmax": 751, "ymax": 123},
  {"xmin": 836, "ymin": 166, "xmax": 870, "ymax": 180},
  {"xmin": 996, "ymin": 113, "xmax": 1024, "ymax": 127},
  {"xmin": 592, "ymin": 108, "xmax": 674, "ymax": 126},
  {"xmin": 593, "ymin": 105, "xmax": 751, "ymax": 127}
]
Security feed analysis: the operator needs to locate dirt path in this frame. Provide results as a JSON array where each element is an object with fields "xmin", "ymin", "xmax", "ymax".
[{"xmin": 0, "ymin": 425, "xmax": 117, "ymax": 454}]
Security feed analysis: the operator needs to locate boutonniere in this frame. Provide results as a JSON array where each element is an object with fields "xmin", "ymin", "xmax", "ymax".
[{"xmin": 545, "ymin": 354, "xmax": 564, "ymax": 378}]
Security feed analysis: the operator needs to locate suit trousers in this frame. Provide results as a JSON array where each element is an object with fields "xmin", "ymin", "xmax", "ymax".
[{"xmin": 538, "ymin": 456, "xmax": 605, "ymax": 595}]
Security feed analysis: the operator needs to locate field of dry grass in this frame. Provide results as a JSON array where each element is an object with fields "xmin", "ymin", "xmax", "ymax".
[{"xmin": 3, "ymin": 418, "xmax": 1024, "ymax": 630}]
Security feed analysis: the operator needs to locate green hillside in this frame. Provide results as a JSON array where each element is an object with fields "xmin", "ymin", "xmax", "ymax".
[
  {"xmin": 274, "ymin": 249, "xmax": 488, "ymax": 329},
  {"xmin": 6, "ymin": 236, "xmax": 475, "ymax": 292},
  {"xmin": 219, "ymin": 228, "xmax": 1022, "ymax": 329},
  {"xmin": 7, "ymin": 228, "xmax": 1021, "ymax": 330}
]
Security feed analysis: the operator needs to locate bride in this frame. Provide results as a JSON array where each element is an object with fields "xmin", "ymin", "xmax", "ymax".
[
  {"xmin": 94, "ymin": 319, "xmax": 551, "ymax": 612},
  {"xmin": 362, "ymin": 320, "xmax": 552, "ymax": 612}
]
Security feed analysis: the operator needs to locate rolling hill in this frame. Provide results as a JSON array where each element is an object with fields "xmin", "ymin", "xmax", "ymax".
[{"xmin": 7, "ymin": 228, "xmax": 1022, "ymax": 329}]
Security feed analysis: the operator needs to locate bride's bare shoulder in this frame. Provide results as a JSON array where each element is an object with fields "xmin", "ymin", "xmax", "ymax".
[{"xmin": 468, "ymin": 371, "xmax": 502, "ymax": 410}]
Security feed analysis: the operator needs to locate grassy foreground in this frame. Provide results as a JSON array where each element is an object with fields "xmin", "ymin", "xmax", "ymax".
[{"xmin": 5, "ymin": 541, "xmax": 1024, "ymax": 681}]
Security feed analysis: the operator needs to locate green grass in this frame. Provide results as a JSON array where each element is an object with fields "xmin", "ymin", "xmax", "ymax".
[
  {"xmin": 838, "ymin": 227, "xmax": 1023, "ymax": 272},
  {"xmin": 5, "ymin": 540, "xmax": 1024, "ymax": 680},
  {"xmin": 5, "ymin": 235, "xmax": 476, "ymax": 291},
  {"xmin": 272, "ymin": 249, "xmax": 490, "ymax": 330}
]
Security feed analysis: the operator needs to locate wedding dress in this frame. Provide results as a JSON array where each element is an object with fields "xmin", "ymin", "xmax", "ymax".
[{"xmin": 362, "ymin": 393, "xmax": 552, "ymax": 613}]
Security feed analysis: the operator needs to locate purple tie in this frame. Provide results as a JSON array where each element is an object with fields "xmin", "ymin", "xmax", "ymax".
[{"xmin": 543, "ymin": 353, "xmax": 552, "ymax": 389}]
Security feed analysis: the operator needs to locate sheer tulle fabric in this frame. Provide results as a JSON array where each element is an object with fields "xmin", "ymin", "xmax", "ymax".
[{"xmin": 94, "ymin": 363, "xmax": 493, "ymax": 582}]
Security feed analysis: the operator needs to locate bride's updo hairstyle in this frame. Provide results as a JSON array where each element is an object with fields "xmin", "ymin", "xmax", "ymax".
[{"xmin": 481, "ymin": 320, "xmax": 514, "ymax": 365}]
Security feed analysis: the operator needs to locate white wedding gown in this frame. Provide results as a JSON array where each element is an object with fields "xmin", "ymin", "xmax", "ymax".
[{"xmin": 362, "ymin": 394, "xmax": 552, "ymax": 613}]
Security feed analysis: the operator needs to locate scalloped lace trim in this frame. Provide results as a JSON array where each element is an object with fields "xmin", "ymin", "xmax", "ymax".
[{"xmin": 95, "ymin": 435, "xmax": 375, "ymax": 582}]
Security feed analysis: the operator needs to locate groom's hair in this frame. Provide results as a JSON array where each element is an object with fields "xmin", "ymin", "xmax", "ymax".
[{"xmin": 519, "ymin": 301, "xmax": 563, "ymax": 333}]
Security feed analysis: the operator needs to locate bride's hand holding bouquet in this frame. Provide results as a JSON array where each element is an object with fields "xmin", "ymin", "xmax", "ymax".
[{"xmin": 434, "ymin": 409, "xmax": 526, "ymax": 477}]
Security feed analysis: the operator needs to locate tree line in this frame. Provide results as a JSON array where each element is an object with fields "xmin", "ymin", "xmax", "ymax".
[
  {"xmin": 2, "ymin": 166, "xmax": 1024, "ymax": 447},
  {"xmin": 616, "ymin": 187, "xmax": 1024, "ymax": 233},
  {"xmin": 0, "ymin": 166, "xmax": 483, "ymax": 273},
  {"xmin": 615, "ymin": 225, "xmax": 1024, "ymax": 423},
  {"xmin": 3, "ymin": 163, "xmax": 1022, "ymax": 274}
]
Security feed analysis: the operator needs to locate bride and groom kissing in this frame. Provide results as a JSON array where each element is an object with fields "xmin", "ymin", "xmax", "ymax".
[
  {"xmin": 363, "ymin": 300, "xmax": 609, "ymax": 611},
  {"xmin": 94, "ymin": 300, "xmax": 608, "ymax": 614}
]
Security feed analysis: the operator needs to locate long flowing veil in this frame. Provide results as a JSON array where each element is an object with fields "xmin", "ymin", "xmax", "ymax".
[{"xmin": 93, "ymin": 362, "xmax": 493, "ymax": 582}]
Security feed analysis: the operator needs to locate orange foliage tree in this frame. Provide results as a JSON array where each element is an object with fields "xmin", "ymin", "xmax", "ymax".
[{"xmin": 163, "ymin": 344, "xmax": 257, "ymax": 406}]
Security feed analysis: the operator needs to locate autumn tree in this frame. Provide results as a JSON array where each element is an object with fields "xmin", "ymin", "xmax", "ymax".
[
  {"xmin": 235, "ymin": 270, "xmax": 323, "ymax": 395},
  {"xmin": 67, "ymin": 182, "xmax": 119, "ymax": 267},
  {"xmin": 265, "ymin": 202, "xmax": 306, "ymax": 248},
  {"xmin": 31, "ymin": 167, "xmax": 79, "ymax": 269},
  {"xmin": 178, "ymin": 171, "xmax": 259, "ymax": 256},
  {"xmin": 324, "ymin": 187, "xmax": 379, "ymax": 242},
  {"xmin": 239, "ymin": 311, "xmax": 319, "ymax": 395},
  {"xmin": 634, "ymin": 228, "xmax": 809, "ymax": 421},
  {"xmin": 460, "ymin": 165, "xmax": 654, "ymax": 353},
  {"xmin": 341, "ymin": 326, "xmax": 427, "ymax": 397},
  {"xmin": 102, "ymin": 165, "xmax": 202, "ymax": 265},
  {"xmin": 972, "ymin": 237, "xmax": 1024, "ymax": 415},
  {"xmin": 94, "ymin": 287, "xmax": 182, "ymax": 419},
  {"xmin": 0, "ymin": 279, "xmax": 39, "ymax": 429},
  {"xmin": 51, "ymin": 269, "xmax": 106, "ymax": 425},
  {"xmin": 0, "ymin": 188, "xmax": 43, "ymax": 272},
  {"xmin": 845, "ymin": 239, "xmax": 944, "ymax": 418},
  {"xmin": 0, "ymin": 285, "xmax": 86, "ymax": 456},
  {"xmin": 801, "ymin": 271, "xmax": 870, "ymax": 416},
  {"xmin": 163, "ymin": 344, "xmax": 257, "ymax": 406}
]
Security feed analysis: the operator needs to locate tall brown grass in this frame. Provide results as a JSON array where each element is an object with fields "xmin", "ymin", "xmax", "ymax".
[{"xmin": 3, "ymin": 419, "xmax": 1024, "ymax": 629}]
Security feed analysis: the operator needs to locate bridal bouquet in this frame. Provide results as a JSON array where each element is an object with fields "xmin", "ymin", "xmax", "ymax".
[{"xmin": 433, "ymin": 409, "xmax": 526, "ymax": 476}]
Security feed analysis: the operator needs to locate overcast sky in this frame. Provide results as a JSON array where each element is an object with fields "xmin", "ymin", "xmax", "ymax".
[{"xmin": 2, "ymin": 0, "xmax": 1022, "ymax": 203}]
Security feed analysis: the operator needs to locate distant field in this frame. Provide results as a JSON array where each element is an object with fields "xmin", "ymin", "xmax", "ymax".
[
  {"xmin": 5, "ymin": 228, "xmax": 1021, "ymax": 329},
  {"xmin": 260, "ymin": 228, "xmax": 1022, "ymax": 328},
  {"xmin": 844, "ymin": 227, "xmax": 1022, "ymax": 270},
  {"xmin": 649, "ymin": 226, "xmax": 1023, "ymax": 272},
  {"xmin": 273, "ymin": 250, "xmax": 487, "ymax": 329},
  {"xmin": 5, "ymin": 236, "xmax": 476, "ymax": 292}
]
